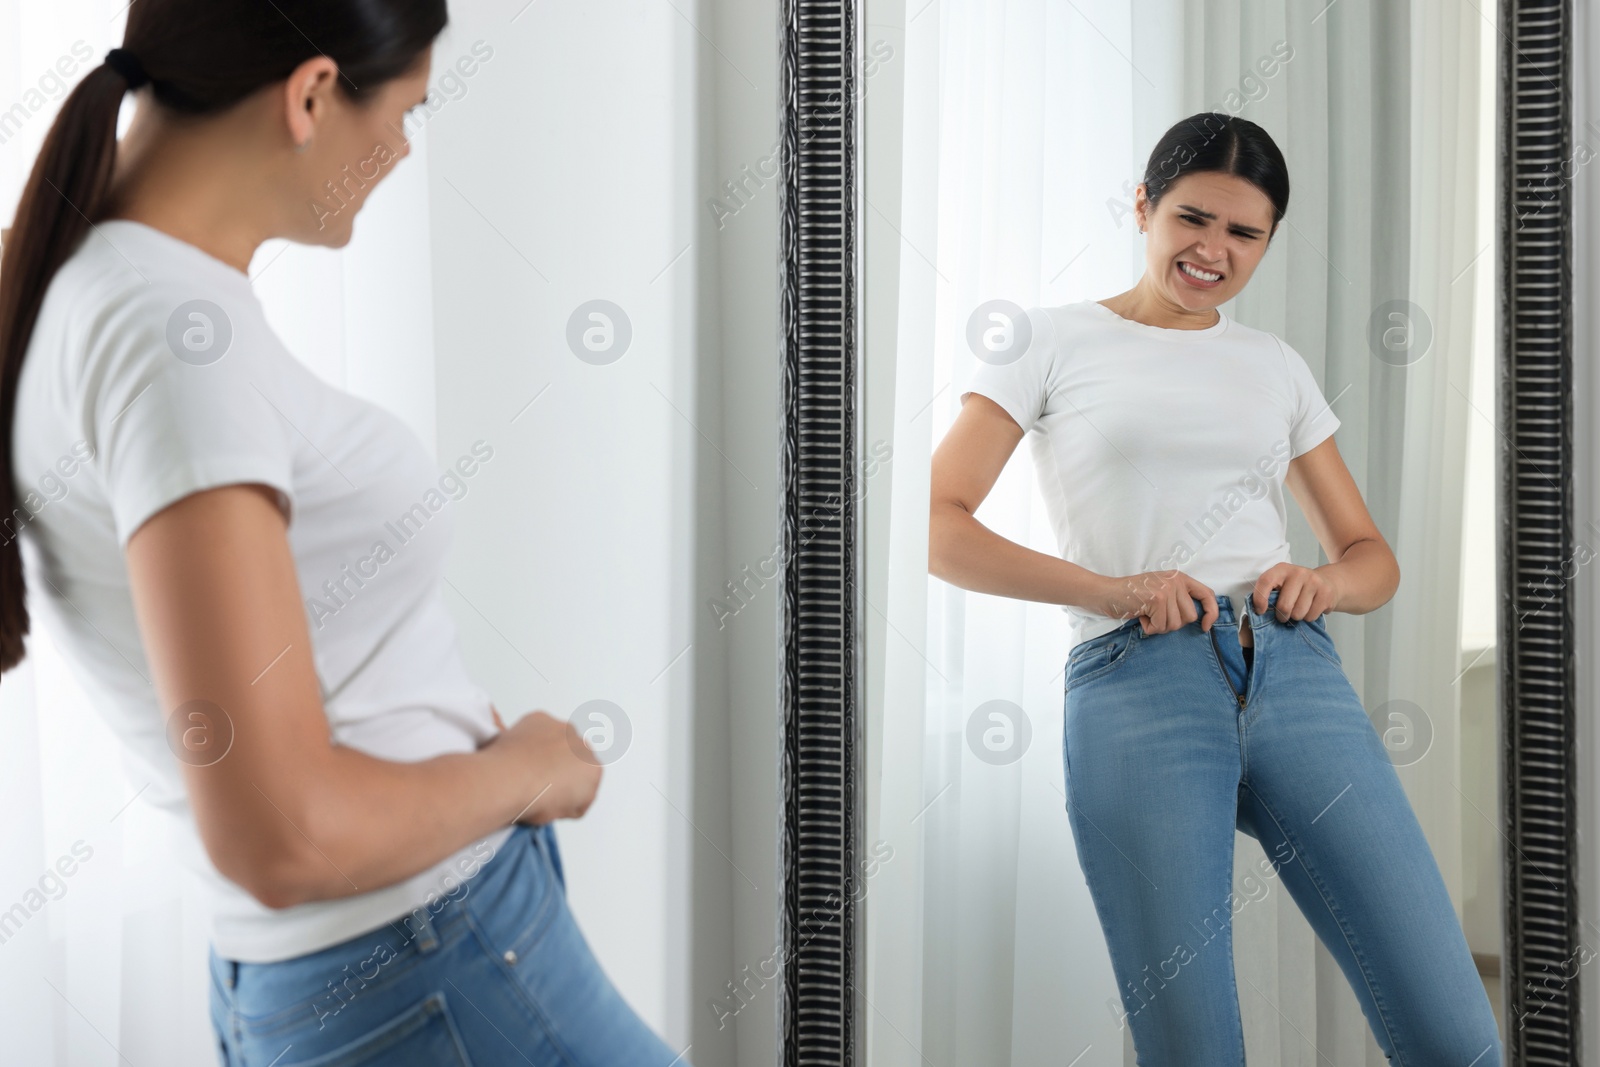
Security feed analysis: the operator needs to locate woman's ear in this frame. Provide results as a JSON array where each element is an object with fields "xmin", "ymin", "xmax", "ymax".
[{"xmin": 280, "ymin": 55, "xmax": 340, "ymax": 151}]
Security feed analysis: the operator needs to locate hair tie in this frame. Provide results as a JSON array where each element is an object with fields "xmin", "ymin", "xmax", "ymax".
[{"xmin": 105, "ymin": 48, "xmax": 150, "ymax": 89}]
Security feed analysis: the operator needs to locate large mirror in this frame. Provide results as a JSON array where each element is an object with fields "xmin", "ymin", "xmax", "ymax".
[
  {"xmin": 816, "ymin": 0, "xmax": 1578, "ymax": 1063},
  {"xmin": 0, "ymin": 2, "xmax": 782, "ymax": 1065}
]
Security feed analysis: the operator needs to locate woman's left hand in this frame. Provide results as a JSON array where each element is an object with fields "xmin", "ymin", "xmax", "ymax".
[{"xmin": 1249, "ymin": 563, "xmax": 1339, "ymax": 622}]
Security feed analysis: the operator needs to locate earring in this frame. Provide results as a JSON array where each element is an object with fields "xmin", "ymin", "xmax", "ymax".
[{"xmin": 295, "ymin": 137, "xmax": 311, "ymax": 154}]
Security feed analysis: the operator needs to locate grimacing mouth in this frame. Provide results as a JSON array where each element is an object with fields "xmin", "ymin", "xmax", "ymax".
[{"xmin": 1177, "ymin": 259, "xmax": 1226, "ymax": 281}]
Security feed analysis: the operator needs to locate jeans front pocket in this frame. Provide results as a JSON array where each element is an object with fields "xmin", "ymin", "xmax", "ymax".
[
  {"xmin": 1064, "ymin": 622, "xmax": 1140, "ymax": 694},
  {"xmin": 1296, "ymin": 612, "xmax": 1343, "ymax": 669}
]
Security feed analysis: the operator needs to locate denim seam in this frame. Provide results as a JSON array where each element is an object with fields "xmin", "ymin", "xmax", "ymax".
[
  {"xmin": 239, "ymin": 937, "xmax": 445, "ymax": 1038},
  {"xmin": 208, "ymin": 962, "xmax": 238, "ymax": 1065},
  {"xmin": 489, "ymin": 834, "xmax": 563, "ymax": 953},
  {"xmin": 1296, "ymin": 622, "xmax": 1342, "ymax": 670},
  {"xmin": 1065, "ymin": 630, "xmax": 1116, "ymax": 668},
  {"xmin": 208, "ymin": 959, "xmax": 232, "ymax": 1011},
  {"xmin": 431, "ymin": 992, "xmax": 478, "ymax": 1067},
  {"xmin": 1241, "ymin": 783, "xmax": 1406, "ymax": 1064},
  {"xmin": 295, "ymin": 991, "xmax": 474, "ymax": 1067},
  {"xmin": 1182, "ymin": 818, "xmax": 1248, "ymax": 1062},
  {"xmin": 461, "ymin": 908, "xmax": 581, "ymax": 1066},
  {"xmin": 1063, "ymin": 629, "xmax": 1140, "ymax": 693},
  {"xmin": 239, "ymin": 910, "xmax": 467, "ymax": 1038},
  {"xmin": 1066, "ymin": 771, "xmax": 1249, "ymax": 1061},
  {"xmin": 1062, "ymin": 652, "xmax": 1078, "ymax": 798}
]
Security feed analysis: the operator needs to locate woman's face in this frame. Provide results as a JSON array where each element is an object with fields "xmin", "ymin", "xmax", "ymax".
[
  {"xmin": 287, "ymin": 51, "xmax": 433, "ymax": 247},
  {"xmin": 1134, "ymin": 170, "xmax": 1277, "ymax": 313}
]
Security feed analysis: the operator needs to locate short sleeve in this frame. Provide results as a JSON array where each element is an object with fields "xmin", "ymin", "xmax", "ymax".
[
  {"xmin": 1278, "ymin": 336, "xmax": 1341, "ymax": 458},
  {"xmin": 959, "ymin": 305, "xmax": 1057, "ymax": 434},
  {"xmin": 85, "ymin": 285, "xmax": 297, "ymax": 550}
]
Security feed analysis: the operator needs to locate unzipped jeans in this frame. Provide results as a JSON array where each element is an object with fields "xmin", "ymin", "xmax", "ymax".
[{"xmin": 1062, "ymin": 587, "xmax": 1502, "ymax": 1065}]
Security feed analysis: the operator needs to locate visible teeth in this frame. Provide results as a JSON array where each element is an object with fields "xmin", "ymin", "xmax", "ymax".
[{"xmin": 1180, "ymin": 262, "xmax": 1221, "ymax": 282}]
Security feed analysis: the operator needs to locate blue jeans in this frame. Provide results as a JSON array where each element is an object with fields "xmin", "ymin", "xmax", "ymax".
[
  {"xmin": 208, "ymin": 823, "xmax": 688, "ymax": 1066},
  {"xmin": 1062, "ymin": 588, "xmax": 1501, "ymax": 1065}
]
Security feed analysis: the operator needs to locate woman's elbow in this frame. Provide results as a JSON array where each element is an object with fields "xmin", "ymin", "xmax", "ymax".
[
  {"xmin": 927, "ymin": 506, "xmax": 950, "ymax": 579},
  {"xmin": 927, "ymin": 501, "xmax": 965, "ymax": 581}
]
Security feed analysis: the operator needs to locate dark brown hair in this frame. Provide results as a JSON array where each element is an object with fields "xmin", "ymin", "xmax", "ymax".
[
  {"xmin": 0, "ymin": 0, "xmax": 447, "ymax": 674},
  {"xmin": 1143, "ymin": 111, "xmax": 1290, "ymax": 237}
]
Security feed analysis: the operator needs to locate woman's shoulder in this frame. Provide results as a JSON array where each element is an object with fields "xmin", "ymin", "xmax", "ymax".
[
  {"xmin": 35, "ymin": 230, "xmax": 290, "ymax": 406},
  {"xmin": 1034, "ymin": 298, "xmax": 1134, "ymax": 340},
  {"xmin": 1038, "ymin": 298, "xmax": 1101, "ymax": 325},
  {"xmin": 1013, "ymin": 299, "xmax": 1104, "ymax": 357},
  {"xmin": 50, "ymin": 220, "xmax": 255, "ymax": 316},
  {"xmin": 40, "ymin": 231, "xmax": 149, "ymax": 322}
]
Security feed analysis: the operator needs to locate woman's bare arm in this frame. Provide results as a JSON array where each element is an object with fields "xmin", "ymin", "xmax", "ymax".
[
  {"xmin": 1283, "ymin": 434, "xmax": 1401, "ymax": 614},
  {"xmin": 929, "ymin": 393, "xmax": 1112, "ymax": 614},
  {"xmin": 124, "ymin": 482, "xmax": 595, "ymax": 910}
]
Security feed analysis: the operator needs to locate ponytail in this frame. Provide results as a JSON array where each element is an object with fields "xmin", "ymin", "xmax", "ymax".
[{"xmin": 0, "ymin": 63, "xmax": 128, "ymax": 674}]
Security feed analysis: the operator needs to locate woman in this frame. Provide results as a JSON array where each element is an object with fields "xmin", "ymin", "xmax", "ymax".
[
  {"xmin": 0, "ymin": 3, "xmax": 686, "ymax": 1064},
  {"xmin": 929, "ymin": 113, "xmax": 1501, "ymax": 1063}
]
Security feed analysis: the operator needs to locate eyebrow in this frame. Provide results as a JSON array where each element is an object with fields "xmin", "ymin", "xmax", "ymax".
[{"xmin": 1174, "ymin": 204, "xmax": 1268, "ymax": 237}]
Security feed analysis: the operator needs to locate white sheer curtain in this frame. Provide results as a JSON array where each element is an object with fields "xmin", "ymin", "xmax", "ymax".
[{"xmin": 866, "ymin": 0, "xmax": 1491, "ymax": 1063}]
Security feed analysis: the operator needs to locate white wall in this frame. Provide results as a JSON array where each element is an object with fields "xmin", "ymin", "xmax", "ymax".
[
  {"xmin": 418, "ymin": 3, "xmax": 696, "ymax": 1041},
  {"xmin": 699, "ymin": 0, "xmax": 783, "ymax": 1060},
  {"xmin": 391, "ymin": 3, "xmax": 785, "ymax": 1062}
]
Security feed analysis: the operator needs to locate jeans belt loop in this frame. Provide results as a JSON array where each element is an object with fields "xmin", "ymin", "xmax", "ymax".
[{"xmin": 408, "ymin": 904, "xmax": 441, "ymax": 954}]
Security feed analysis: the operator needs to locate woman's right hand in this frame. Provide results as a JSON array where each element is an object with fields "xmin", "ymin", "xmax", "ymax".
[
  {"xmin": 1100, "ymin": 570, "xmax": 1219, "ymax": 636},
  {"xmin": 486, "ymin": 710, "xmax": 604, "ymax": 825}
]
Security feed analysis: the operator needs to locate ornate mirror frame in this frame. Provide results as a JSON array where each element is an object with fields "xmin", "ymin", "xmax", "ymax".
[{"xmin": 1499, "ymin": 0, "xmax": 1578, "ymax": 1061}]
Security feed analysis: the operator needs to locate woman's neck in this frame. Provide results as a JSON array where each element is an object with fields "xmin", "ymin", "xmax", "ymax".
[
  {"xmin": 101, "ymin": 102, "xmax": 274, "ymax": 274},
  {"xmin": 1099, "ymin": 282, "xmax": 1221, "ymax": 330}
]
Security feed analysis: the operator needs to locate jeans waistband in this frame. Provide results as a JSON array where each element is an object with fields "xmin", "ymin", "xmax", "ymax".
[
  {"xmin": 1206, "ymin": 586, "xmax": 1281, "ymax": 627},
  {"xmin": 212, "ymin": 823, "xmax": 540, "ymax": 988}
]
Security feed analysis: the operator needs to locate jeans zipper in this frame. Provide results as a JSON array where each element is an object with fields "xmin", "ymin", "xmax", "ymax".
[{"xmin": 1209, "ymin": 619, "xmax": 1248, "ymax": 709}]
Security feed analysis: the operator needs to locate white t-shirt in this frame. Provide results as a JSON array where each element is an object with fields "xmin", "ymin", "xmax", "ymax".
[
  {"xmin": 961, "ymin": 299, "xmax": 1342, "ymax": 651},
  {"xmin": 9, "ymin": 219, "xmax": 513, "ymax": 963}
]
